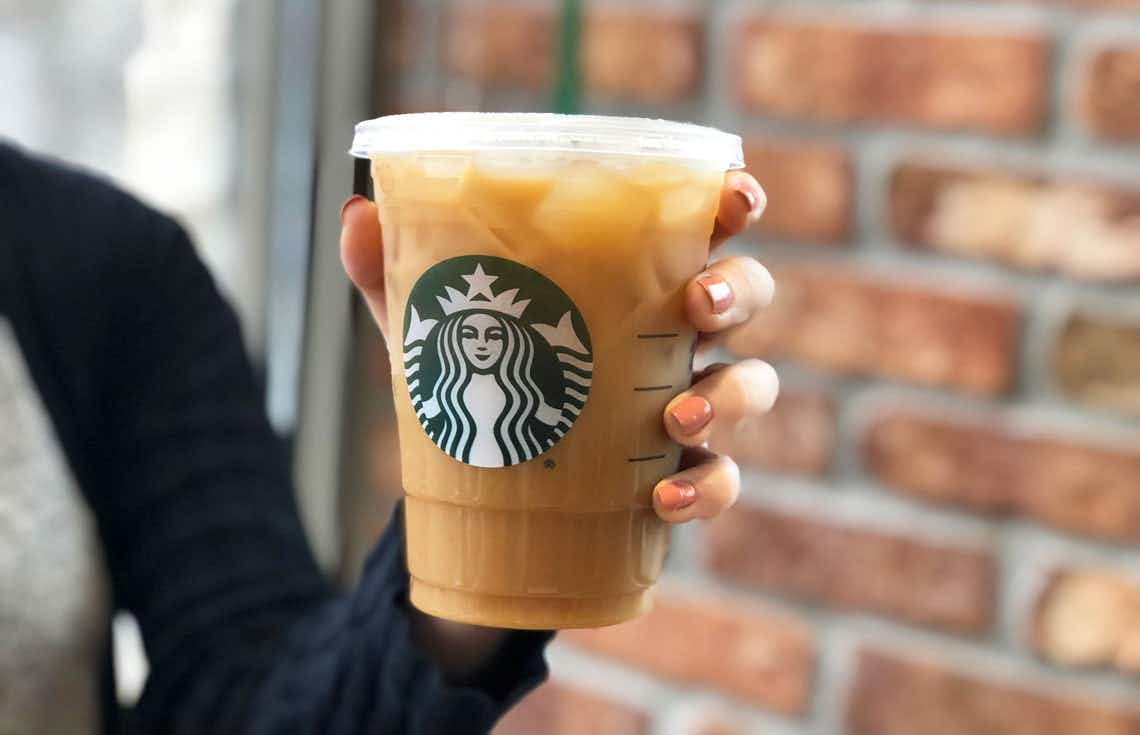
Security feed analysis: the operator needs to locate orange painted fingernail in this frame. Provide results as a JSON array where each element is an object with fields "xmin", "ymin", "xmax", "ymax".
[
  {"xmin": 670, "ymin": 395, "xmax": 712, "ymax": 435},
  {"xmin": 696, "ymin": 272, "xmax": 734, "ymax": 314},
  {"xmin": 657, "ymin": 480, "xmax": 697, "ymax": 512},
  {"xmin": 340, "ymin": 194, "xmax": 366, "ymax": 225}
]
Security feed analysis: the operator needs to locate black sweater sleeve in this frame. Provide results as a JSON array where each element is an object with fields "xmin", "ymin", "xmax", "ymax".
[{"xmin": 0, "ymin": 146, "xmax": 549, "ymax": 734}]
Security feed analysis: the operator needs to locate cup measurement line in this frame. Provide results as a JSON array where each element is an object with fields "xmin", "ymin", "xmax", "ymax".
[
  {"xmin": 633, "ymin": 385, "xmax": 673, "ymax": 392},
  {"xmin": 627, "ymin": 454, "xmax": 667, "ymax": 462},
  {"xmin": 637, "ymin": 332, "xmax": 679, "ymax": 339}
]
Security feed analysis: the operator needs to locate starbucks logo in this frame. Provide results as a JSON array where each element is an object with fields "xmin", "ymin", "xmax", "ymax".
[{"xmin": 402, "ymin": 255, "xmax": 593, "ymax": 468}]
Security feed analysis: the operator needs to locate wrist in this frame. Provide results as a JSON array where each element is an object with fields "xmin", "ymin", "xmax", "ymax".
[{"xmin": 409, "ymin": 608, "xmax": 511, "ymax": 680}]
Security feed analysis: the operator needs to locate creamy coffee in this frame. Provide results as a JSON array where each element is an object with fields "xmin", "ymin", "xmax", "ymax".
[{"xmin": 352, "ymin": 113, "xmax": 742, "ymax": 628}]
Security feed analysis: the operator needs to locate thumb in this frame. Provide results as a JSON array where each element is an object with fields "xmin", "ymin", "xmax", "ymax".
[{"xmin": 339, "ymin": 195, "xmax": 389, "ymax": 341}]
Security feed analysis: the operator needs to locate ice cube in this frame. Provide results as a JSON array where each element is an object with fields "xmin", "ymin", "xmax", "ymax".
[
  {"xmin": 371, "ymin": 159, "xmax": 397, "ymax": 198},
  {"xmin": 463, "ymin": 158, "xmax": 556, "ymax": 229},
  {"xmin": 656, "ymin": 184, "xmax": 719, "ymax": 230},
  {"xmin": 626, "ymin": 160, "xmax": 693, "ymax": 189},
  {"xmin": 531, "ymin": 162, "xmax": 650, "ymax": 251},
  {"xmin": 410, "ymin": 153, "xmax": 472, "ymax": 203},
  {"xmin": 418, "ymin": 154, "xmax": 472, "ymax": 180}
]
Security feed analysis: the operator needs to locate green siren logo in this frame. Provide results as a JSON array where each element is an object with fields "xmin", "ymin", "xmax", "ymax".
[{"xmin": 402, "ymin": 255, "xmax": 593, "ymax": 468}]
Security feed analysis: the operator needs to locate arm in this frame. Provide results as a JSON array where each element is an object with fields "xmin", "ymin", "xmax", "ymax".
[
  {"xmin": 249, "ymin": 504, "xmax": 550, "ymax": 735},
  {"xmin": 89, "ymin": 211, "xmax": 548, "ymax": 733}
]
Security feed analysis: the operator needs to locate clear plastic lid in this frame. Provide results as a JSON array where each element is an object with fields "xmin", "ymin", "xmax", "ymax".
[{"xmin": 350, "ymin": 112, "xmax": 744, "ymax": 170}]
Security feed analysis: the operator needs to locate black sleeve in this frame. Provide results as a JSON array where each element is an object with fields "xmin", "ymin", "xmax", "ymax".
[
  {"xmin": 82, "ymin": 192, "xmax": 549, "ymax": 732},
  {"xmin": 248, "ymin": 504, "xmax": 552, "ymax": 735}
]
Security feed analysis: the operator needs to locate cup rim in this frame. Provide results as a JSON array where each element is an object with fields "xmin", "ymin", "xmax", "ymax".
[{"xmin": 349, "ymin": 112, "xmax": 744, "ymax": 170}]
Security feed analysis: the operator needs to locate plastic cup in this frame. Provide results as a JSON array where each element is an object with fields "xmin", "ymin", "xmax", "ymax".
[{"xmin": 350, "ymin": 112, "xmax": 743, "ymax": 629}]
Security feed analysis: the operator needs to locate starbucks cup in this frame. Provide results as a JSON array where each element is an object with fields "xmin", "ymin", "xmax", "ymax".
[{"xmin": 350, "ymin": 112, "xmax": 744, "ymax": 629}]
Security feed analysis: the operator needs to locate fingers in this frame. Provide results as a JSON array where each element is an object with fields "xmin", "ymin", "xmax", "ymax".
[
  {"xmin": 653, "ymin": 447, "xmax": 740, "ymax": 522},
  {"xmin": 340, "ymin": 195, "xmax": 383, "ymax": 290},
  {"xmin": 686, "ymin": 256, "xmax": 775, "ymax": 334},
  {"xmin": 710, "ymin": 171, "xmax": 765, "ymax": 249},
  {"xmin": 691, "ymin": 361, "xmax": 731, "ymax": 383},
  {"xmin": 654, "ymin": 359, "xmax": 775, "ymax": 523},
  {"xmin": 663, "ymin": 359, "xmax": 779, "ymax": 447},
  {"xmin": 339, "ymin": 195, "xmax": 389, "ymax": 337}
]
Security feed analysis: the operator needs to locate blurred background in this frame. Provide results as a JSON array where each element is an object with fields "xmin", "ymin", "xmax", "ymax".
[{"xmin": 4, "ymin": 0, "xmax": 1140, "ymax": 732}]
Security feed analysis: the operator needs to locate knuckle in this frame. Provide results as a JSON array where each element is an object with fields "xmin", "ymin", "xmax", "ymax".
[
  {"xmin": 741, "ymin": 359, "xmax": 779, "ymax": 411},
  {"xmin": 736, "ymin": 258, "xmax": 774, "ymax": 307},
  {"xmin": 710, "ymin": 359, "xmax": 777, "ymax": 415},
  {"xmin": 711, "ymin": 257, "xmax": 774, "ymax": 308},
  {"xmin": 696, "ymin": 455, "xmax": 740, "ymax": 518},
  {"xmin": 749, "ymin": 261, "xmax": 776, "ymax": 306},
  {"xmin": 722, "ymin": 366, "xmax": 751, "ymax": 403},
  {"xmin": 717, "ymin": 454, "xmax": 741, "ymax": 494},
  {"xmin": 710, "ymin": 254, "xmax": 751, "ymax": 276},
  {"xmin": 693, "ymin": 361, "xmax": 731, "ymax": 383}
]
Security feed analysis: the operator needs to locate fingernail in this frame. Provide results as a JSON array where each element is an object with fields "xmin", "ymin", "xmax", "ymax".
[
  {"xmin": 657, "ymin": 480, "xmax": 697, "ymax": 512},
  {"xmin": 735, "ymin": 184, "xmax": 766, "ymax": 220},
  {"xmin": 735, "ymin": 188, "xmax": 758, "ymax": 213},
  {"xmin": 696, "ymin": 272, "xmax": 734, "ymax": 314},
  {"xmin": 340, "ymin": 194, "xmax": 366, "ymax": 225},
  {"xmin": 669, "ymin": 395, "xmax": 713, "ymax": 435}
]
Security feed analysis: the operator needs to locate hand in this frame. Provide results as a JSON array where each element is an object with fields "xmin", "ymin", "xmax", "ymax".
[
  {"xmin": 339, "ymin": 171, "xmax": 773, "ymax": 674},
  {"xmin": 340, "ymin": 170, "xmax": 774, "ymax": 526},
  {"xmin": 655, "ymin": 171, "xmax": 776, "ymax": 522}
]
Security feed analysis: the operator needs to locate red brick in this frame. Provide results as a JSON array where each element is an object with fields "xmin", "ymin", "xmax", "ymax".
[
  {"xmin": 865, "ymin": 413, "xmax": 1140, "ymax": 542},
  {"xmin": 563, "ymin": 593, "xmax": 813, "ymax": 715},
  {"xmin": 707, "ymin": 389, "xmax": 835, "ymax": 476},
  {"xmin": 658, "ymin": 707, "xmax": 748, "ymax": 735},
  {"xmin": 582, "ymin": 9, "xmax": 702, "ymax": 104},
  {"xmin": 743, "ymin": 140, "xmax": 853, "ymax": 243},
  {"xmin": 444, "ymin": 2, "xmax": 554, "ymax": 89},
  {"xmin": 695, "ymin": 721, "xmax": 747, "ymax": 735},
  {"xmin": 847, "ymin": 649, "xmax": 1140, "ymax": 735},
  {"xmin": 378, "ymin": 0, "xmax": 420, "ymax": 73},
  {"xmin": 706, "ymin": 505, "xmax": 994, "ymax": 633},
  {"xmin": 1055, "ymin": 315, "xmax": 1140, "ymax": 417},
  {"xmin": 890, "ymin": 162, "xmax": 1140, "ymax": 281},
  {"xmin": 1079, "ymin": 46, "xmax": 1140, "ymax": 140},
  {"xmin": 735, "ymin": 20, "xmax": 1048, "ymax": 134},
  {"xmin": 1032, "ymin": 569, "xmax": 1140, "ymax": 675},
  {"xmin": 966, "ymin": 0, "xmax": 1140, "ymax": 8},
  {"xmin": 385, "ymin": 93, "xmax": 455, "ymax": 116},
  {"xmin": 1067, "ymin": 0, "xmax": 1140, "ymax": 7},
  {"xmin": 721, "ymin": 265, "xmax": 1020, "ymax": 395},
  {"xmin": 494, "ymin": 681, "xmax": 648, "ymax": 735}
]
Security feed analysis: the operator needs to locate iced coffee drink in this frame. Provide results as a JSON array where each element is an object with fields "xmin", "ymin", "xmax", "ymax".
[{"xmin": 350, "ymin": 113, "xmax": 743, "ymax": 628}]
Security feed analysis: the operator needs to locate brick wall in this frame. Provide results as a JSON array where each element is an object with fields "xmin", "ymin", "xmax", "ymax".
[{"xmin": 358, "ymin": 0, "xmax": 1140, "ymax": 732}]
